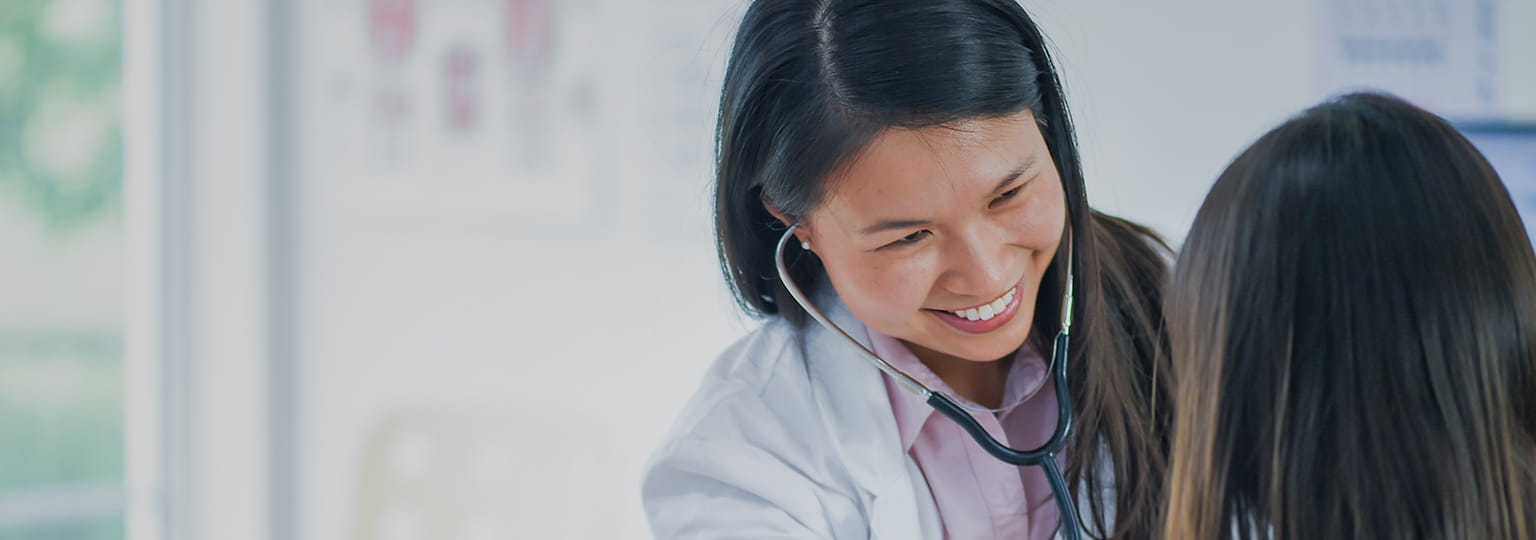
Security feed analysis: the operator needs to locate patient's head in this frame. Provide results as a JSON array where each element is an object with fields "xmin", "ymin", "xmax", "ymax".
[{"xmin": 1163, "ymin": 93, "xmax": 1536, "ymax": 539}]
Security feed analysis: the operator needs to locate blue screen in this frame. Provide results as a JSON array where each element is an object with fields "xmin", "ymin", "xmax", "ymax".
[{"xmin": 1460, "ymin": 127, "xmax": 1536, "ymax": 242}]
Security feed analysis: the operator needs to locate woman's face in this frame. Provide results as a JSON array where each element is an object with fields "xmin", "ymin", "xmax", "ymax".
[{"xmin": 778, "ymin": 110, "xmax": 1066, "ymax": 364}]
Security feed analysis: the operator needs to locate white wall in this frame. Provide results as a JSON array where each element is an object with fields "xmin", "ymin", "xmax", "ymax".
[
  {"xmin": 1039, "ymin": 0, "xmax": 1536, "ymax": 244},
  {"xmin": 291, "ymin": 1, "xmax": 747, "ymax": 538},
  {"xmin": 1038, "ymin": 0, "xmax": 1320, "ymax": 241}
]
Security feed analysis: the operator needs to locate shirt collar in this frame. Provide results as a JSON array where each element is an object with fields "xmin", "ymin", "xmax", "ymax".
[{"xmin": 867, "ymin": 328, "xmax": 1049, "ymax": 452}]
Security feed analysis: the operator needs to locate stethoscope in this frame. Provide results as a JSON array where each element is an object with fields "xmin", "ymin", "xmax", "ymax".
[{"xmin": 774, "ymin": 224, "xmax": 1084, "ymax": 540}]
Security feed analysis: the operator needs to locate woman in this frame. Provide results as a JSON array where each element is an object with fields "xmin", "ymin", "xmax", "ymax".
[
  {"xmin": 644, "ymin": 1, "xmax": 1170, "ymax": 538},
  {"xmin": 1163, "ymin": 93, "xmax": 1536, "ymax": 539}
]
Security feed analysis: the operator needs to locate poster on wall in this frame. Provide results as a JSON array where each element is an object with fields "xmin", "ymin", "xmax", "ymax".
[
  {"xmin": 299, "ymin": 0, "xmax": 730, "ymax": 239},
  {"xmin": 1316, "ymin": 0, "xmax": 1501, "ymax": 120},
  {"xmin": 303, "ymin": 0, "xmax": 615, "ymax": 231},
  {"xmin": 1461, "ymin": 125, "xmax": 1536, "ymax": 244}
]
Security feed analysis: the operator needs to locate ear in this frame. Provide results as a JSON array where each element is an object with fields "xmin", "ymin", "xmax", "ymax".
[{"xmin": 761, "ymin": 199, "xmax": 812, "ymax": 244}]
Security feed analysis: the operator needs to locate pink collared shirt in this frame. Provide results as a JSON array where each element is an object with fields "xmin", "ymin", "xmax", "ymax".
[{"xmin": 872, "ymin": 330, "xmax": 1061, "ymax": 540}]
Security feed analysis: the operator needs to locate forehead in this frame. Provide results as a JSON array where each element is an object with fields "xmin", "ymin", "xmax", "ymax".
[{"xmin": 822, "ymin": 110, "xmax": 1046, "ymax": 218}]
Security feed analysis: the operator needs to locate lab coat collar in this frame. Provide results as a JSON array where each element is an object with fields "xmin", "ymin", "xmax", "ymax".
[{"xmin": 799, "ymin": 284, "xmax": 940, "ymax": 539}]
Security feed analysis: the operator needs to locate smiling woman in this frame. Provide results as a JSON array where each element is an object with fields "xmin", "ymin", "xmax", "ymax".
[
  {"xmin": 770, "ymin": 111, "xmax": 1066, "ymax": 395},
  {"xmin": 642, "ymin": 1, "xmax": 1172, "ymax": 539}
]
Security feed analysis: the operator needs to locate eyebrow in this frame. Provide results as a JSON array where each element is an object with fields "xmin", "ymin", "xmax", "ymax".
[{"xmin": 858, "ymin": 154, "xmax": 1038, "ymax": 236}]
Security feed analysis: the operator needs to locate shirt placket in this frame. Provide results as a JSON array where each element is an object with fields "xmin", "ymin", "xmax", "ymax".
[{"xmin": 965, "ymin": 411, "xmax": 1031, "ymax": 538}]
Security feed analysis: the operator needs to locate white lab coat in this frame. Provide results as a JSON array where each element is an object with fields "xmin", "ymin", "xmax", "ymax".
[
  {"xmin": 642, "ymin": 285, "xmax": 1116, "ymax": 538},
  {"xmin": 642, "ymin": 292, "xmax": 943, "ymax": 539}
]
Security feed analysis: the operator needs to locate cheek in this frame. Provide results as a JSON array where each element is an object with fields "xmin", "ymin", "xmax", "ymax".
[
  {"xmin": 824, "ymin": 257, "xmax": 936, "ymax": 325},
  {"xmin": 1009, "ymin": 184, "xmax": 1067, "ymax": 246}
]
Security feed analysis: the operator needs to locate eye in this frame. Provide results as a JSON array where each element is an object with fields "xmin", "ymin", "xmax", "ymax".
[
  {"xmin": 991, "ymin": 186, "xmax": 1023, "ymax": 207},
  {"xmin": 883, "ymin": 230, "xmax": 931, "ymax": 249}
]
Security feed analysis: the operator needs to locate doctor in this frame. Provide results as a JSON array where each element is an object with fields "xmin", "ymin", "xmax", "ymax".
[{"xmin": 644, "ymin": 1, "xmax": 1170, "ymax": 538}]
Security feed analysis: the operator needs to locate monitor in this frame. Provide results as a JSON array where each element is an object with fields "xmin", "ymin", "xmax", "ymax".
[{"xmin": 1458, "ymin": 124, "xmax": 1536, "ymax": 243}]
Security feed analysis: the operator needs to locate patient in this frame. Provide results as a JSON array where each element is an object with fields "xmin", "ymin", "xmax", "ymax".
[{"xmin": 1162, "ymin": 93, "xmax": 1536, "ymax": 539}]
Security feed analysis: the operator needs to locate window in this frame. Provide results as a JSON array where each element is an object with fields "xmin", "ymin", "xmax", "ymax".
[{"xmin": 0, "ymin": 1, "xmax": 125, "ymax": 538}]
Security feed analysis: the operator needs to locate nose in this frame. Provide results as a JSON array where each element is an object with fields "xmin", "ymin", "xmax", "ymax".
[{"xmin": 936, "ymin": 222, "xmax": 1013, "ymax": 298}]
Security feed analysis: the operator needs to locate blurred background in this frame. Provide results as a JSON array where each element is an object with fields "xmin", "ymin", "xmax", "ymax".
[{"xmin": 1, "ymin": 0, "xmax": 1533, "ymax": 539}]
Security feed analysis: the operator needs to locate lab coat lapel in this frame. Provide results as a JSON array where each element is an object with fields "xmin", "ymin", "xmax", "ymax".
[{"xmin": 802, "ymin": 291, "xmax": 941, "ymax": 539}]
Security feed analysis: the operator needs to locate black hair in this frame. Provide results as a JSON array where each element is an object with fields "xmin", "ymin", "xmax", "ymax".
[
  {"xmin": 716, "ymin": 0, "xmax": 1053, "ymax": 321},
  {"xmin": 1164, "ymin": 92, "xmax": 1536, "ymax": 539}
]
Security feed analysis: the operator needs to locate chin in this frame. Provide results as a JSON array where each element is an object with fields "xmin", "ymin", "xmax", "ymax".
[
  {"xmin": 961, "ymin": 343, "xmax": 1025, "ymax": 363},
  {"xmin": 939, "ymin": 333, "xmax": 1032, "ymax": 363}
]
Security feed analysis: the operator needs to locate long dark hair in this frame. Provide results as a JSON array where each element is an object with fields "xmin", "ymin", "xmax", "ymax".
[
  {"xmin": 1163, "ymin": 93, "xmax": 1536, "ymax": 539},
  {"xmin": 712, "ymin": 1, "xmax": 1171, "ymax": 537}
]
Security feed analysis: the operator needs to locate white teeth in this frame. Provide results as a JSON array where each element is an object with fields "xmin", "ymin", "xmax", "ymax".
[{"xmin": 949, "ymin": 287, "xmax": 1016, "ymax": 321}]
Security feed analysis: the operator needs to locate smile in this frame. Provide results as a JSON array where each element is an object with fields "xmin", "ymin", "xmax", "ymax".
[
  {"xmin": 923, "ymin": 273, "xmax": 1028, "ymax": 335},
  {"xmin": 947, "ymin": 287, "xmax": 1017, "ymax": 321}
]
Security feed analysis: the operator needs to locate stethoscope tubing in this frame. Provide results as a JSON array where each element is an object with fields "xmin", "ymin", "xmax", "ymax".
[{"xmin": 773, "ymin": 224, "xmax": 1083, "ymax": 540}]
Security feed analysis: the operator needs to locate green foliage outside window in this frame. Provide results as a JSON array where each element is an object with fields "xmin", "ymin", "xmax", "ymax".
[
  {"xmin": 0, "ymin": 0, "xmax": 122, "ymax": 230},
  {"xmin": 0, "ymin": 1, "xmax": 124, "ymax": 539}
]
